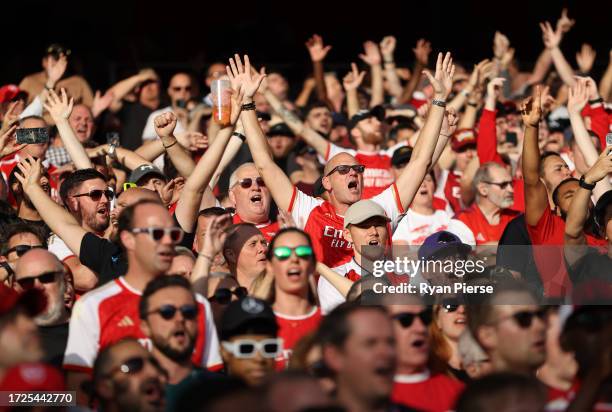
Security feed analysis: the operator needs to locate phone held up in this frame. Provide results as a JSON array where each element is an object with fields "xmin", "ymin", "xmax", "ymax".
[{"xmin": 16, "ymin": 128, "xmax": 49, "ymax": 145}]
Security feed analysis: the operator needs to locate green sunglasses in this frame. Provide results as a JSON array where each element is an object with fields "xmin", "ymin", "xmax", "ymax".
[{"xmin": 273, "ymin": 245, "xmax": 314, "ymax": 261}]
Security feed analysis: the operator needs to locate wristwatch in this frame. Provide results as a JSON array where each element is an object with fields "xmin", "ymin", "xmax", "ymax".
[
  {"xmin": 108, "ymin": 142, "xmax": 118, "ymax": 160},
  {"xmin": 579, "ymin": 175, "xmax": 595, "ymax": 191}
]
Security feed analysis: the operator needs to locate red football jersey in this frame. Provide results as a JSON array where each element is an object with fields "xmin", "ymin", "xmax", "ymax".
[
  {"xmin": 1, "ymin": 154, "xmax": 59, "ymax": 206},
  {"xmin": 456, "ymin": 204, "xmax": 519, "ymax": 245},
  {"xmin": 232, "ymin": 214, "xmax": 280, "ymax": 242},
  {"xmin": 274, "ymin": 307, "xmax": 322, "ymax": 369},
  {"xmin": 392, "ymin": 371, "xmax": 465, "ymax": 412}
]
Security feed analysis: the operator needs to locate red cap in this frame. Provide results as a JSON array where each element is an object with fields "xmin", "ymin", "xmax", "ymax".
[
  {"xmin": 451, "ymin": 128, "xmax": 477, "ymax": 151},
  {"xmin": 0, "ymin": 363, "xmax": 65, "ymax": 392},
  {"xmin": 0, "ymin": 85, "xmax": 25, "ymax": 104},
  {"xmin": 0, "ymin": 284, "xmax": 47, "ymax": 318}
]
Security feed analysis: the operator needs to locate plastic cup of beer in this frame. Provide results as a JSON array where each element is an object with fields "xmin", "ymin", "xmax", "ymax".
[{"xmin": 211, "ymin": 79, "xmax": 232, "ymax": 126}]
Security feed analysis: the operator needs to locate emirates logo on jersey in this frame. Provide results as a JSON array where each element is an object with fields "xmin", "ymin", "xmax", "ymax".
[{"xmin": 117, "ymin": 316, "xmax": 135, "ymax": 327}]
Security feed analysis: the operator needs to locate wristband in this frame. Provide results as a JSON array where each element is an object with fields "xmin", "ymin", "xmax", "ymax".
[
  {"xmin": 579, "ymin": 175, "xmax": 596, "ymax": 191},
  {"xmin": 588, "ymin": 97, "xmax": 603, "ymax": 105},
  {"xmin": 384, "ymin": 59, "xmax": 395, "ymax": 64},
  {"xmin": 241, "ymin": 102, "xmax": 256, "ymax": 111},
  {"xmin": 431, "ymin": 99, "xmax": 446, "ymax": 108},
  {"xmin": 163, "ymin": 140, "xmax": 177, "ymax": 150},
  {"xmin": 44, "ymin": 84, "xmax": 54, "ymax": 91},
  {"xmin": 198, "ymin": 253, "xmax": 213, "ymax": 261},
  {"xmin": 467, "ymin": 102, "xmax": 478, "ymax": 107},
  {"xmin": 232, "ymin": 132, "xmax": 246, "ymax": 142}
]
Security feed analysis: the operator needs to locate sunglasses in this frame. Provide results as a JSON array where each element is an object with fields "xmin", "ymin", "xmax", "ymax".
[
  {"xmin": 495, "ymin": 309, "xmax": 548, "ymax": 329},
  {"xmin": 325, "ymin": 164, "xmax": 365, "ymax": 177},
  {"xmin": 272, "ymin": 245, "xmax": 313, "ymax": 261},
  {"xmin": 222, "ymin": 338, "xmax": 283, "ymax": 359},
  {"xmin": 392, "ymin": 309, "xmax": 433, "ymax": 328},
  {"xmin": 148, "ymin": 304, "xmax": 198, "ymax": 320},
  {"xmin": 72, "ymin": 189, "xmax": 115, "ymax": 201},
  {"xmin": 483, "ymin": 181, "xmax": 513, "ymax": 190},
  {"xmin": 441, "ymin": 298, "xmax": 463, "ymax": 313},
  {"xmin": 235, "ymin": 177, "xmax": 265, "ymax": 189},
  {"xmin": 16, "ymin": 270, "xmax": 62, "ymax": 289},
  {"xmin": 131, "ymin": 227, "xmax": 184, "ymax": 243},
  {"xmin": 6, "ymin": 244, "xmax": 45, "ymax": 257},
  {"xmin": 105, "ymin": 355, "xmax": 163, "ymax": 377},
  {"xmin": 209, "ymin": 287, "xmax": 248, "ymax": 305},
  {"xmin": 171, "ymin": 86, "xmax": 192, "ymax": 92}
]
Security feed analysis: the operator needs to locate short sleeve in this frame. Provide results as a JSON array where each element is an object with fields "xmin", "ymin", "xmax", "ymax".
[
  {"xmin": 63, "ymin": 297, "xmax": 100, "ymax": 371},
  {"xmin": 319, "ymin": 142, "xmax": 357, "ymax": 164},
  {"xmin": 371, "ymin": 183, "xmax": 404, "ymax": 230},
  {"xmin": 287, "ymin": 187, "xmax": 324, "ymax": 229},
  {"xmin": 198, "ymin": 296, "xmax": 223, "ymax": 370},
  {"xmin": 79, "ymin": 233, "xmax": 115, "ymax": 276},
  {"xmin": 48, "ymin": 235, "xmax": 75, "ymax": 262},
  {"xmin": 318, "ymin": 276, "xmax": 346, "ymax": 315}
]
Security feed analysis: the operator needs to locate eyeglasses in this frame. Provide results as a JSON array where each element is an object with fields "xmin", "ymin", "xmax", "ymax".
[
  {"xmin": 147, "ymin": 304, "xmax": 198, "ymax": 320},
  {"xmin": 131, "ymin": 227, "xmax": 184, "ymax": 243},
  {"xmin": 16, "ymin": 270, "xmax": 62, "ymax": 289},
  {"xmin": 72, "ymin": 189, "xmax": 115, "ymax": 201},
  {"xmin": 171, "ymin": 86, "xmax": 192, "ymax": 92},
  {"xmin": 392, "ymin": 309, "xmax": 433, "ymax": 328},
  {"xmin": 441, "ymin": 298, "xmax": 463, "ymax": 313},
  {"xmin": 483, "ymin": 181, "xmax": 513, "ymax": 190},
  {"xmin": 6, "ymin": 244, "xmax": 45, "ymax": 257},
  {"xmin": 325, "ymin": 164, "xmax": 365, "ymax": 177},
  {"xmin": 222, "ymin": 338, "xmax": 283, "ymax": 359},
  {"xmin": 235, "ymin": 177, "xmax": 265, "ymax": 189},
  {"xmin": 209, "ymin": 287, "xmax": 248, "ymax": 305},
  {"xmin": 272, "ymin": 245, "xmax": 314, "ymax": 261},
  {"xmin": 105, "ymin": 355, "xmax": 163, "ymax": 377},
  {"xmin": 493, "ymin": 308, "xmax": 548, "ymax": 329}
]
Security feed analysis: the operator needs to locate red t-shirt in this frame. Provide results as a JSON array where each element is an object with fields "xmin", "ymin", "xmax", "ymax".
[
  {"xmin": 456, "ymin": 204, "xmax": 519, "ymax": 245},
  {"xmin": 392, "ymin": 371, "xmax": 465, "ymax": 412},
  {"xmin": 274, "ymin": 307, "xmax": 322, "ymax": 369},
  {"xmin": 232, "ymin": 214, "xmax": 280, "ymax": 242},
  {"xmin": 546, "ymin": 380, "xmax": 612, "ymax": 412},
  {"xmin": 442, "ymin": 169, "xmax": 463, "ymax": 213}
]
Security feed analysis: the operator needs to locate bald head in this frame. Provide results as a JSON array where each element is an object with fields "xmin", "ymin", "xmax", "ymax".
[
  {"xmin": 15, "ymin": 249, "xmax": 63, "ymax": 279},
  {"xmin": 323, "ymin": 152, "xmax": 358, "ymax": 177},
  {"xmin": 113, "ymin": 188, "xmax": 161, "ymax": 226}
]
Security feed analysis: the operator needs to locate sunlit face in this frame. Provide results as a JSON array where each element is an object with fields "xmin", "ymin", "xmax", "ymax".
[
  {"xmin": 269, "ymin": 231, "xmax": 314, "ymax": 296},
  {"xmin": 345, "ymin": 217, "xmax": 389, "ymax": 261},
  {"xmin": 322, "ymin": 153, "xmax": 363, "ymax": 205},
  {"xmin": 306, "ymin": 107, "xmax": 333, "ymax": 135},
  {"xmin": 480, "ymin": 165, "xmax": 514, "ymax": 209},
  {"xmin": 541, "ymin": 155, "xmax": 571, "ymax": 192},
  {"xmin": 235, "ymin": 233, "xmax": 268, "ymax": 284},
  {"xmin": 353, "ymin": 117, "xmax": 383, "ymax": 145},
  {"xmin": 435, "ymin": 304, "xmax": 466, "ymax": 341},
  {"xmin": 5, "ymin": 232, "xmax": 43, "ymax": 265},
  {"xmin": 69, "ymin": 105, "xmax": 94, "ymax": 142},
  {"xmin": 412, "ymin": 174, "xmax": 435, "ymax": 209},
  {"xmin": 229, "ymin": 164, "xmax": 271, "ymax": 224},
  {"xmin": 167, "ymin": 255, "xmax": 195, "ymax": 279},
  {"xmin": 68, "ymin": 178, "xmax": 110, "ymax": 233},
  {"xmin": 386, "ymin": 305, "xmax": 429, "ymax": 371},
  {"xmin": 221, "ymin": 333, "xmax": 276, "ymax": 387},
  {"xmin": 112, "ymin": 188, "xmax": 160, "ymax": 227}
]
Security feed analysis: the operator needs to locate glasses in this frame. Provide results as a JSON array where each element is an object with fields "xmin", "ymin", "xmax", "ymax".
[
  {"xmin": 493, "ymin": 308, "xmax": 548, "ymax": 329},
  {"xmin": 171, "ymin": 86, "xmax": 192, "ymax": 92},
  {"xmin": 209, "ymin": 287, "xmax": 248, "ymax": 305},
  {"xmin": 392, "ymin": 309, "xmax": 433, "ymax": 328},
  {"xmin": 272, "ymin": 245, "xmax": 313, "ymax": 261},
  {"xmin": 441, "ymin": 298, "xmax": 463, "ymax": 313},
  {"xmin": 147, "ymin": 304, "xmax": 198, "ymax": 320},
  {"xmin": 222, "ymin": 338, "xmax": 283, "ymax": 359},
  {"xmin": 197, "ymin": 206, "xmax": 235, "ymax": 218},
  {"xmin": 483, "ymin": 181, "xmax": 513, "ymax": 190},
  {"xmin": 235, "ymin": 177, "xmax": 265, "ymax": 189},
  {"xmin": 325, "ymin": 164, "xmax": 365, "ymax": 177},
  {"xmin": 72, "ymin": 189, "xmax": 115, "ymax": 201},
  {"xmin": 131, "ymin": 227, "xmax": 184, "ymax": 243},
  {"xmin": 6, "ymin": 244, "xmax": 45, "ymax": 257},
  {"xmin": 16, "ymin": 270, "xmax": 62, "ymax": 289},
  {"xmin": 105, "ymin": 355, "xmax": 163, "ymax": 377}
]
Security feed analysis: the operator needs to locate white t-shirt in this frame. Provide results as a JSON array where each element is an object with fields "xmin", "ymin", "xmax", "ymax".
[
  {"xmin": 47, "ymin": 234, "xmax": 76, "ymax": 262},
  {"xmin": 392, "ymin": 209, "xmax": 475, "ymax": 246},
  {"xmin": 141, "ymin": 106, "xmax": 186, "ymax": 170}
]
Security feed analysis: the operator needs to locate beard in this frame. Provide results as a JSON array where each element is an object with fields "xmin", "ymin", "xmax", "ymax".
[
  {"xmin": 151, "ymin": 331, "xmax": 195, "ymax": 363},
  {"xmin": 499, "ymin": 197, "xmax": 514, "ymax": 209},
  {"xmin": 84, "ymin": 212, "xmax": 109, "ymax": 233},
  {"xmin": 36, "ymin": 287, "xmax": 66, "ymax": 326}
]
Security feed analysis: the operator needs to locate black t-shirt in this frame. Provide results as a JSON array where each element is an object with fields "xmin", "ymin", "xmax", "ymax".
[
  {"xmin": 79, "ymin": 233, "xmax": 127, "ymax": 285},
  {"xmin": 38, "ymin": 323, "xmax": 69, "ymax": 368},
  {"xmin": 118, "ymin": 101, "xmax": 153, "ymax": 150},
  {"xmin": 569, "ymin": 249, "xmax": 612, "ymax": 284}
]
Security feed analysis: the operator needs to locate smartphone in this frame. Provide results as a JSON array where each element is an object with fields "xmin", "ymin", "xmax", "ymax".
[
  {"xmin": 505, "ymin": 131, "xmax": 518, "ymax": 146},
  {"xmin": 606, "ymin": 133, "xmax": 612, "ymax": 147},
  {"xmin": 106, "ymin": 132, "xmax": 120, "ymax": 146},
  {"xmin": 176, "ymin": 100, "xmax": 187, "ymax": 109},
  {"xmin": 16, "ymin": 127, "xmax": 49, "ymax": 144}
]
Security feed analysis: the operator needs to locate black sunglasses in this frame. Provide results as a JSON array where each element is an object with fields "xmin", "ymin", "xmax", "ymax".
[
  {"xmin": 236, "ymin": 177, "xmax": 265, "ymax": 189},
  {"xmin": 171, "ymin": 86, "xmax": 192, "ymax": 92},
  {"xmin": 483, "ymin": 181, "xmax": 513, "ymax": 190},
  {"xmin": 16, "ymin": 270, "xmax": 62, "ymax": 289},
  {"xmin": 131, "ymin": 227, "xmax": 184, "ymax": 243},
  {"xmin": 105, "ymin": 355, "xmax": 163, "ymax": 377},
  {"xmin": 325, "ymin": 164, "xmax": 365, "ymax": 177},
  {"xmin": 441, "ymin": 298, "xmax": 463, "ymax": 313},
  {"xmin": 392, "ymin": 309, "xmax": 433, "ymax": 328},
  {"xmin": 148, "ymin": 304, "xmax": 198, "ymax": 320},
  {"xmin": 496, "ymin": 309, "xmax": 548, "ymax": 329},
  {"xmin": 72, "ymin": 189, "xmax": 115, "ymax": 201},
  {"xmin": 6, "ymin": 244, "xmax": 45, "ymax": 257},
  {"xmin": 210, "ymin": 287, "xmax": 248, "ymax": 305}
]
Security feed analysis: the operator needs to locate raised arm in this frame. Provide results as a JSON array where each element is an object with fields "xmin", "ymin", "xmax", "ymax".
[
  {"xmin": 599, "ymin": 50, "xmax": 612, "ymax": 101},
  {"xmin": 229, "ymin": 55, "xmax": 295, "ymax": 212},
  {"xmin": 380, "ymin": 36, "xmax": 403, "ymax": 100},
  {"xmin": 305, "ymin": 34, "xmax": 334, "ymax": 109},
  {"xmin": 540, "ymin": 21, "xmax": 576, "ymax": 88},
  {"xmin": 448, "ymin": 59, "xmax": 492, "ymax": 113},
  {"xmin": 477, "ymin": 77, "xmax": 506, "ymax": 165},
  {"xmin": 359, "ymin": 41, "xmax": 384, "ymax": 108},
  {"xmin": 191, "ymin": 214, "xmax": 231, "ymax": 297},
  {"xmin": 44, "ymin": 89, "xmax": 93, "ymax": 170},
  {"xmin": 342, "ymin": 63, "xmax": 366, "ymax": 118},
  {"xmin": 108, "ymin": 69, "xmax": 158, "ymax": 112},
  {"xmin": 520, "ymin": 87, "xmax": 549, "ymax": 226},
  {"xmin": 399, "ymin": 39, "xmax": 431, "ymax": 104},
  {"xmin": 15, "ymin": 157, "xmax": 86, "ymax": 257},
  {"xmin": 395, "ymin": 52, "xmax": 454, "ymax": 208}
]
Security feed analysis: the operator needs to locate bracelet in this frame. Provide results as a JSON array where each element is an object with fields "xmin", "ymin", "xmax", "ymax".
[
  {"xmin": 242, "ymin": 102, "xmax": 256, "ymax": 111},
  {"xmin": 467, "ymin": 102, "xmax": 479, "ymax": 107},
  {"xmin": 588, "ymin": 97, "xmax": 603, "ymax": 105},
  {"xmin": 384, "ymin": 59, "xmax": 395, "ymax": 65},
  {"xmin": 232, "ymin": 132, "xmax": 246, "ymax": 142},
  {"xmin": 579, "ymin": 175, "xmax": 595, "ymax": 191},
  {"xmin": 163, "ymin": 140, "xmax": 177, "ymax": 150},
  {"xmin": 431, "ymin": 99, "xmax": 446, "ymax": 108},
  {"xmin": 198, "ymin": 253, "xmax": 214, "ymax": 261}
]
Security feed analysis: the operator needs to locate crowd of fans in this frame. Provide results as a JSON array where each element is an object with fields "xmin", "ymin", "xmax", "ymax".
[{"xmin": 0, "ymin": 7, "xmax": 611, "ymax": 411}]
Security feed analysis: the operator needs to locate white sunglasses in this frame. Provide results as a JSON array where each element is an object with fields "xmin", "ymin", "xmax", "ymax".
[{"xmin": 222, "ymin": 338, "xmax": 283, "ymax": 359}]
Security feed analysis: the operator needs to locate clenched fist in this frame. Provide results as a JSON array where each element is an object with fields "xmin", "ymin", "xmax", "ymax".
[{"xmin": 154, "ymin": 112, "xmax": 178, "ymax": 138}]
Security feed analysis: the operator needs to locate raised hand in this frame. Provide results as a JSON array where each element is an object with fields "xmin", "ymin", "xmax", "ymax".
[
  {"xmin": 359, "ymin": 41, "xmax": 382, "ymax": 66},
  {"xmin": 540, "ymin": 85, "xmax": 557, "ymax": 115},
  {"xmin": 159, "ymin": 177, "xmax": 185, "ymax": 206},
  {"xmin": 0, "ymin": 125, "xmax": 25, "ymax": 158},
  {"xmin": 468, "ymin": 59, "xmax": 493, "ymax": 88},
  {"xmin": 277, "ymin": 209, "xmax": 297, "ymax": 229},
  {"xmin": 493, "ymin": 31, "xmax": 510, "ymax": 60},
  {"xmin": 46, "ymin": 54, "xmax": 67, "ymax": 88},
  {"xmin": 486, "ymin": 77, "xmax": 506, "ymax": 100},
  {"xmin": 567, "ymin": 79, "xmax": 589, "ymax": 114},
  {"xmin": 226, "ymin": 54, "xmax": 266, "ymax": 101},
  {"xmin": 305, "ymin": 34, "xmax": 332, "ymax": 62},
  {"xmin": 413, "ymin": 39, "xmax": 432, "ymax": 66},
  {"xmin": 43, "ymin": 88, "xmax": 74, "ymax": 121},
  {"xmin": 14, "ymin": 156, "xmax": 43, "ymax": 194},
  {"xmin": 576, "ymin": 44, "xmax": 596, "ymax": 74},
  {"xmin": 379, "ymin": 36, "xmax": 397, "ymax": 61},
  {"xmin": 92, "ymin": 90, "xmax": 115, "ymax": 118},
  {"xmin": 584, "ymin": 146, "xmax": 612, "ymax": 185},
  {"xmin": 540, "ymin": 21, "xmax": 562, "ymax": 49},
  {"xmin": 201, "ymin": 214, "xmax": 232, "ymax": 255},
  {"xmin": 175, "ymin": 131, "xmax": 209, "ymax": 151},
  {"xmin": 520, "ymin": 86, "xmax": 542, "ymax": 128},
  {"xmin": 556, "ymin": 8, "xmax": 575, "ymax": 34},
  {"xmin": 343, "ymin": 63, "xmax": 366, "ymax": 91},
  {"xmin": 422, "ymin": 52, "xmax": 455, "ymax": 100},
  {"xmin": 2, "ymin": 101, "xmax": 21, "ymax": 129},
  {"xmin": 441, "ymin": 108, "xmax": 458, "ymax": 137},
  {"xmin": 578, "ymin": 76, "xmax": 600, "ymax": 101},
  {"xmin": 154, "ymin": 112, "xmax": 177, "ymax": 138}
]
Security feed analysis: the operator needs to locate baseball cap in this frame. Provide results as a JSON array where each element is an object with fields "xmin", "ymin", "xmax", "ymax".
[
  {"xmin": 391, "ymin": 146, "xmax": 413, "ymax": 167},
  {"xmin": 0, "ymin": 85, "xmax": 27, "ymax": 104},
  {"xmin": 0, "ymin": 284, "xmax": 47, "ymax": 318},
  {"xmin": 0, "ymin": 363, "xmax": 65, "ymax": 392},
  {"xmin": 220, "ymin": 297, "xmax": 278, "ymax": 340},
  {"xmin": 128, "ymin": 164, "xmax": 167, "ymax": 184},
  {"xmin": 343, "ymin": 200, "xmax": 390, "ymax": 229},
  {"xmin": 347, "ymin": 105, "xmax": 385, "ymax": 131},
  {"xmin": 267, "ymin": 123, "xmax": 295, "ymax": 138},
  {"xmin": 594, "ymin": 189, "xmax": 612, "ymax": 232},
  {"xmin": 451, "ymin": 128, "xmax": 477, "ymax": 152},
  {"xmin": 418, "ymin": 231, "xmax": 471, "ymax": 261}
]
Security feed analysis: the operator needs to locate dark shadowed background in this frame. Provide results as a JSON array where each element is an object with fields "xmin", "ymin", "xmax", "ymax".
[{"xmin": 3, "ymin": 0, "xmax": 609, "ymax": 93}]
